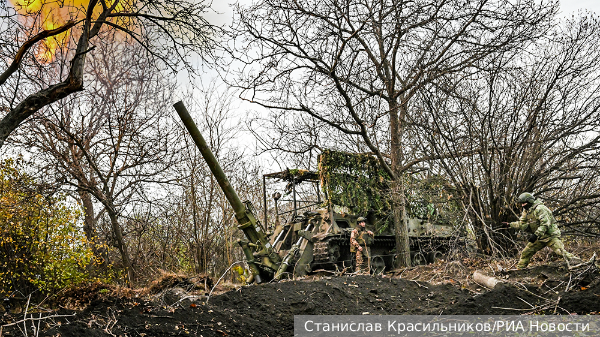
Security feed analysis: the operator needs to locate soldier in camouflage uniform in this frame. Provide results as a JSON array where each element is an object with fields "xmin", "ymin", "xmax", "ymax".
[
  {"xmin": 508, "ymin": 192, "xmax": 577, "ymax": 269},
  {"xmin": 350, "ymin": 217, "xmax": 374, "ymax": 274}
]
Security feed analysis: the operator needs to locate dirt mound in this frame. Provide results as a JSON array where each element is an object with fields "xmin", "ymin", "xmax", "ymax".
[
  {"xmin": 21, "ymin": 276, "xmax": 468, "ymax": 337},
  {"xmin": 2, "ymin": 259, "xmax": 599, "ymax": 337},
  {"xmin": 445, "ymin": 283, "xmax": 548, "ymax": 315},
  {"xmin": 446, "ymin": 261, "xmax": 600, "ymax": 315},
  {"xmin": 560, "ymin": 282, "xmax": 600, "ymax": 314},
  {"xmin": 209, "ymin": 275, "xmax": 467, "ymax": 316}
]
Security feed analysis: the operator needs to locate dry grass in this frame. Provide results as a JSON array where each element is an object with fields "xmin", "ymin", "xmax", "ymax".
[{"xmin": 144, "ymin": 270, "xmax": 213, "ymax": 295}]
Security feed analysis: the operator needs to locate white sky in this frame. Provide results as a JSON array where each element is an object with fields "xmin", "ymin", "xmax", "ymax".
[
  {"xmin": 198, "ymin": 0, "xmax": 600, "ymax": 171},
  {"xmin": 204, "ymin": 0, "xmax": 600, "ymax": 26},
  {"xmin": 561, "ymin": 0, "xmax": 600, "ymax": 15}
]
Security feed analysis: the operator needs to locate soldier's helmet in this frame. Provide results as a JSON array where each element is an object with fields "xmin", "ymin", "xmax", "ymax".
[
  {"xmin": 518, "ymin": 192, "xmax": 535, "ymax": 206},
  {"xmin": 357, "ymin": 217, "xmax": 366, "ymax": 224}
]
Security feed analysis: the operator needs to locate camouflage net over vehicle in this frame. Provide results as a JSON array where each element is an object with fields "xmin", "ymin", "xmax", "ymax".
[
  {"xmin": 318, "ymin": 150, "xmax": 391, "ymax": 219},
  {"xmin": 405, "ymin": 174, "xmax": 463, "ymax": 227},
  {"xmin": 318, "ymin": 150, "xmax": 463, "ymax": 231}
]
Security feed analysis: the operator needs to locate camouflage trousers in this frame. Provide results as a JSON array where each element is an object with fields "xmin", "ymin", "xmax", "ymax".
[
  {"xmin": 355, "ymin": 247, "xmax": 370, "ymax": 274},
  {"xmin": 517, "ymin": 237, "xmax": 575, "ymax": 269}
]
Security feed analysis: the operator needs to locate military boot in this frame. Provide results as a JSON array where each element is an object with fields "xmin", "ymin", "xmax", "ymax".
[
  {"xmin": 568, "ymin": 256, "xmax": 583, "ymax": 266},
  {"xmin": 516, "ymin": 260, "xmax": 529, "ymax": 269}
]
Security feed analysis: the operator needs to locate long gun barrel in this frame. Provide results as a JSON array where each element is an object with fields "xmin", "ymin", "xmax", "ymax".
[
  {"xmin": 173, "ymin": 101, "xmax": 246, "ymax": 221},
  {"xmin": 173, "ymin": 101, "xmax": 281, "ymax": 282}
]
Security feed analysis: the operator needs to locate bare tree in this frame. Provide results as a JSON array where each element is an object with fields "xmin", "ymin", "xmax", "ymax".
[
  {"xmin": 413, "ymin": 13, "xmax": 600, "ymax": 253},
  {"xmin": 171, "ymin": 82, "xmax": 266, "ymax": 277},
  {"xmin": 227, "ymin": 0, "xmax": 557, "ymax": 266},
  {"xmin": 0, "ymin": 0, "xmax": 216, "ymax": 147},
  {"xmin": 18, "ymin": 35, "xmax": 181, "ymax": 282},
  {"xmin": 179, "ymin": 83, "xmax": 242, "ymax": 274}
]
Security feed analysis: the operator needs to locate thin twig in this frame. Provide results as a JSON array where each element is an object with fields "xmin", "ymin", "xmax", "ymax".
[
  {"xmin": 1, "ymin": 313, "xmax": 77, "ymax": 328},
  {"xmin": 410, "ymin": 280, "xmax": 428, "ymax": 289},
  {"xmin": 207, "ymin": 261, "xmax": 246, "ymax": 303},
  {"xmin": 491, "ymin": 306, "xmax": 532, "ymax": 311},
  {"xmin": 35, "ymin": 312, "xmax": 41, "ymax": 337},
  {"xmin": 510, "ymin": 281, "xmax": 553, "ymax": 301},
  {"xmin": 565, "ymin": 273, "xmax": 573, "ymax": 292},
  {"xmin": 517, "ymin": 296, "xmax": 534, "ymax": 308},
  {"xmin": 23, "ymin": 294, "xmax": 31, "ymax": 337},
  {"xmin": 104, "ymin": 309, "xmax": 117, "ymax": 337},
  {"xmin": 568, "ymin": 252, "xmax": 597, "ymax": 271},
  {"xmin": 542, "ymin": 280, "xmax": 566, "ymax": 294}
]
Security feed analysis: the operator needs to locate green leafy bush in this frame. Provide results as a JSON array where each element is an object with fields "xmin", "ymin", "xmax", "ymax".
[{"xmin": 0, "ymin": 157, "xmax": 98, "ymax": 298}]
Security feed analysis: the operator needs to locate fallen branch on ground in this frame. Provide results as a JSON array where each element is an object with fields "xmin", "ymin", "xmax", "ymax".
[
  {"xmin": 473, "ymin": 270, "xmax": 501, "ymax": 289},
  {"xmin": 566, "ymin": 253, "xmax": 598, "ymax": 292}
]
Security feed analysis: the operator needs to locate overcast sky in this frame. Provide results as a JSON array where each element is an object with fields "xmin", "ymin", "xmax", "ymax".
[
  {"xmin": 205, "ymin": 0, "xmax": 600, "ymax": 27},
  {"xmin": 199, "ymin": 0, "xmax": 600, "ymax": 167}
]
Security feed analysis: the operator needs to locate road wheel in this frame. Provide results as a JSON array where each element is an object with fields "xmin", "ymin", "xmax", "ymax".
[
  {"xmin": 427, "ymin": 251, "xmax": 444, "ymax": 264},
  {"xmin": 370, "ymin": 256, "xmax": 386, "ymax": 274},
  {"xmin": 411, "ymin": 252, "xmax": 427, "ymax": 266}
]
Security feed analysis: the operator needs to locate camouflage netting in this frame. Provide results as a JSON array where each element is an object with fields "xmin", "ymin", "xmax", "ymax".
[
  {"xmin": 318, "ymin": 150, "xmax": 463, "ymax": 230},
  {"xmin": 405, "ymin": 175, "xmax": 462, "ymax": 226},
  {"xmin": 318, "ymin": 150, "xmax": 391, "ymax": 218}
]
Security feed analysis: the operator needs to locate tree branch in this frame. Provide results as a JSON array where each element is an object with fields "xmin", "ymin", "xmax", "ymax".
[{"xmin": 0, "ymin": 20, "xmax": 78, "ymax": 86}]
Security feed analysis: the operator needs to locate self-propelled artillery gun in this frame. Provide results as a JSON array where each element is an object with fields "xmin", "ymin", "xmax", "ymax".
[{"xmin": 174, "ymin": 101, "xmax": 460, "ymax": 283}]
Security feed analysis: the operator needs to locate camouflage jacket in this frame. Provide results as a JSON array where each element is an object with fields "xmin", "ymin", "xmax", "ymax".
[
  {"xmin": 350, "ymin": 227, "xmax": 372, "ymax": 252},
  {"xmin": 509, "ymin": 200, "xmax": 561, "ymax": 241}
]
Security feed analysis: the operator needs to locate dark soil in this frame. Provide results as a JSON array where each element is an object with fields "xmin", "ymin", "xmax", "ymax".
[{"xmin": 2, "ymin": 261, "xmax": 599, "ymax": 337}]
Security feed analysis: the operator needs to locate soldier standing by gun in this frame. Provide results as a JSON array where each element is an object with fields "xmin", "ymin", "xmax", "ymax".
[
  {"xmin": 504, "ymin": 192, "xmax": 579, "ymax": 269},
  {"xmin": 350, "ymin": 217, "xmax": 374, "ymax": 274}
]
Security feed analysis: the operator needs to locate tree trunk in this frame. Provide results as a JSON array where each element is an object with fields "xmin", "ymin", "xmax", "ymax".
[
  {"xmin": 107, "ymin": 206, "xmax": 134, "ymax": 283},
  {"xmin": 390, "ymin": 100, "xmax": 411, "ymax": 267},
  {"xmin": 78, "ymin": 190, "xmax": 97, "ymax": 242},
  {"xmin": 77, "ymin": 189, "xmax": 109, "ymax": 266}
]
